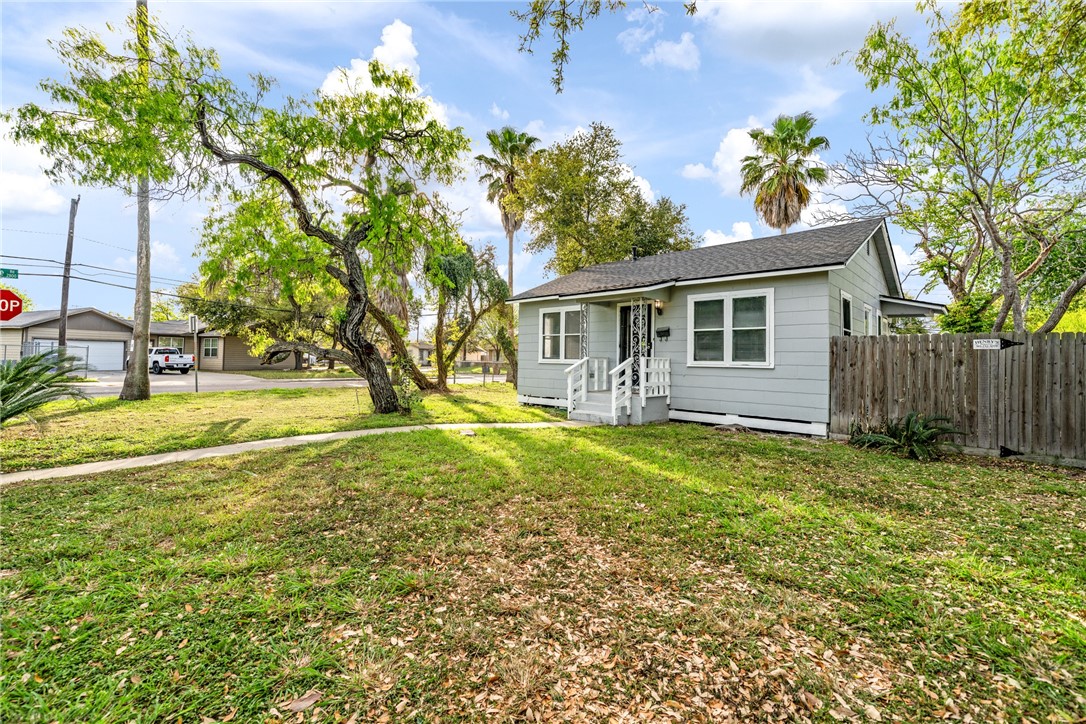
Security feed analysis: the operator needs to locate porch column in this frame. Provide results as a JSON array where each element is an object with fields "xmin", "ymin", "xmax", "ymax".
[{"xmin": 579, "ymin": 302, "xmax": 589, "ymax": 359}]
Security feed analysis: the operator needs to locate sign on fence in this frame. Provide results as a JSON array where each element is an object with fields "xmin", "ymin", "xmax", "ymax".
[{"xmin": 972, "ymin": 339, "xmax": 1001, "ymax": 350}]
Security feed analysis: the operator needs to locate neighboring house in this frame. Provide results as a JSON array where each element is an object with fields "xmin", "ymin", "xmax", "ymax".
[
  {"xmin": 0, "ymin": 307, "xmax": 291, "ymax": 371},
  {"xmin": 406, "ymin": 340, "xmax": 435, "ymax": 367},
  {"xmin": 509, "ymin": 218, "xmax": 945, "ymax": 435},
  {"xmin": 0, "ymin": 308, "xmax": 135, "ymax": 370}
]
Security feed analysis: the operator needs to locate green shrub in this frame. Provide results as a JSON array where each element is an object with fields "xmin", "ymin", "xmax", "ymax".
[
  {"xmin": 0, "ymin": 351, "xmax": 89, "ymax": 424},
  {"xmin": 849, "ymin": 411, "xmax": 962, "ymax": 461}
]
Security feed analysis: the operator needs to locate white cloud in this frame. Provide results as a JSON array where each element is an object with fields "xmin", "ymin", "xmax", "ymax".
[
  {"xmin": 617, "ymin": 7, "xmax": 663, "ymax": 53},
  {"xmin": 799, "ymin": 192, "xmax": 847, "ymax": 228},
  {"xmin": 319, "ymin": 20, "xmax": 449, "ymax": 125},
  {"xmin": 114, "ymin": 240, "xmax": 184, "ymax": 275},
  {"xmin": 641, "ymin": 32, "xmax": 700, "ymax": 72},
  {"xmin": 0, "ymin": 123, "xmax": 65, "ymax": 216},
  {"xmin": 490, "ymin": 103, "xmax": 510, "ymax": 121},
  {"xmin": 703, "ymin": 222, "xmax": 755, "ymax": 247},
  {"xmin": 768, "ymin": 66, "xmax": 844, "ymax": 117},
  {"xmin": 683, "ymin": 117, "xmax": 759, "ymax": 197},
  {"xmin": 680, "ymin": 163, "xmax": 714, "ymax": 180},
  {"xmin": 321, "ymin": 19, "xmax": 418, "ymax": 97},
  {"xmin": 696, "ymin": 1, "xmax": 900, "ymax": 65}
]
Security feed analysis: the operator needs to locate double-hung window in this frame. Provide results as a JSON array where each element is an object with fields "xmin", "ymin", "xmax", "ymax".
[
  {"xmin": 688, "ymin": 289, "xmax": 773, "ymax": 368},
  {"xmin": 202, "ymin": 337, "xmax": 219, "ymax": 358},
  {"xmin": 539, "ymin": 306, "xmax": 582, "ymax": 362},
  {"xmin": 841, "ymin": 291, "xmax": 854, "ymax": 336}
]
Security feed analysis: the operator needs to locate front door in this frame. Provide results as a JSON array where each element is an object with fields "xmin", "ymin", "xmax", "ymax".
[{"xmin": 618, "ymin": 302, "xmax": 653, "ymax": 385}]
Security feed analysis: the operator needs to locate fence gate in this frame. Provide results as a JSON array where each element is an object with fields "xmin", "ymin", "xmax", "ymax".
[{"xmin": 830, "ymin": 333, "xmax": 1085, "ymax": 465}]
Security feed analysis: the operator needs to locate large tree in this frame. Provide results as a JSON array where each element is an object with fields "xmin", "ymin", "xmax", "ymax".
[
  {"xmin": 193, "ymin": 62, "xmax": 469, "ymax": 412},
  {"xmin": 6, "ymin": 5, "xmax": 219, "ymax": 400},
  {"xmin": 512, "ymin": 122, "xmax": 697, "ymax": 276},
  {"xmin": 739, "ymin": 112, "xmax": 830, "ymax": 235},
  {"xmin": 475, "ymin": 126, "xmax": 540, "ymax": 292},
  {"xmin": 474, "ymin": 125, "xmax": 538, "ymax": 386},
  {"xmin": 834, "ymin": 0, "xmax": 1086, "ymax": 333}
]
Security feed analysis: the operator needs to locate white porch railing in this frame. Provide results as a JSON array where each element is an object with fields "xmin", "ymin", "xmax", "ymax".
[
  {"xmin": 610, "ymin": 357, "xmax": 634, "ymax": 418},
  {"xmin": 565, "ymin": 356, "xmax": 609, "ymax": 410},
  {"xmin": 640, "ymin": 356, "xmax": 671, "ymax": 407}
]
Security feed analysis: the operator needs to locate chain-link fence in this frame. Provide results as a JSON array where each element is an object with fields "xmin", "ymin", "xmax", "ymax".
[{"xmin": 1, "ymin": 343, "xmax": 91, "ymax": 374}]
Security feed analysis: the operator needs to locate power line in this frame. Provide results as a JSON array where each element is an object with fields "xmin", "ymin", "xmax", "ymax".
[
  {"xmin": 2, "ymin": 254, "xmax": 193, "ymax": 286},
  {"xmin": 2, "ymin": 227, "xmax": 135, "ymax": 253},
  {"xmin": 14, "ymin": 273, "xmax": 296, "ymax": 314}
]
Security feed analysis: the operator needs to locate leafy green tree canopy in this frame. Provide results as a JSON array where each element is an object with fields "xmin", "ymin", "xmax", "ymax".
[
  {"xmin": 845, "ymin": 0, "xmax": 1086, "ymax": 333},
  {"xmin": 512, "ymin": 122, "xmax": 697, "ymax": 276}
]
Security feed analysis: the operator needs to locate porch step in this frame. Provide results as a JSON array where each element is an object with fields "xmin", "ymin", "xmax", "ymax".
[{"xmin": 569, "ymin": 409, "xmax": 629, "ymax": 425}]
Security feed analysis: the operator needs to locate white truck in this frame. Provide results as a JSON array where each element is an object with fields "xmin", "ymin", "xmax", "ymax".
[{"xmin": 148, "ymin": 347, "xmax": 195, "ymax": 374}]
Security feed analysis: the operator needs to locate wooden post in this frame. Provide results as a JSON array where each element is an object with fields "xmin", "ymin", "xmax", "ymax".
[{"xmin": 57, "ymin": 195, "xmax": 80, "ymax": 348}]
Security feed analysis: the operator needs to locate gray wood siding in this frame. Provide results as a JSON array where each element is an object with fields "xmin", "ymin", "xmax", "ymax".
[
  {"xmin": 659, "ymin": 274, "xmax": 831, "ymax": 423},
  {"xmin": 28, "ymin": 311, "xmax": 132, "ymax": 334},
  {"xmin": 827, "ymin": 236, "xmax": 891, "ymax": 336},
  {"xmin": 517, "ymin": 273, "xmax": 833, "ymax": 422}
]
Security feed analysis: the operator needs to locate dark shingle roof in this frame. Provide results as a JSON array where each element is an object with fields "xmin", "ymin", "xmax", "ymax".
[
  {"xmin": 0, "ymin": 307, "xmax": 127, "ymax": 329},
  {"xmin": 509, "ymin": 218, "xmax": 886, "ymax": 302}
]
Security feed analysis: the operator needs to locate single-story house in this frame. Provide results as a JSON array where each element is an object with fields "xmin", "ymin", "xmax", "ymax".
[
  {"xmin": 0, "ymin": 307, "xmax": 291, "ymax": 371},
  {"xmin": 406, "ymin": 340, "xmax": 435, "ymax": 366},
  {"xmin": 508, "ymin": 218, "xmax": 945, "ymax": 435}
]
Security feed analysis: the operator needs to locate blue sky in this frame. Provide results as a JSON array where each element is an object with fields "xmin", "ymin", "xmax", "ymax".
[{"xmin": 1, "ymin": 0, "xmax": 934, "ymax": 322}]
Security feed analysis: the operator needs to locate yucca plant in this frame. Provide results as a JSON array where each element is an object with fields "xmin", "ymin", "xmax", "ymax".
[
  {"xmin": 0, "ymin": 351, "xmax": 90, "ymax": 424},
  {"xmin": 849, "ymin": 411, "xmax": 962, "ymax": 461}
]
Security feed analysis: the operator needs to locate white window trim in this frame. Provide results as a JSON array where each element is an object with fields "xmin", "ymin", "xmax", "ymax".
[
  {"xmin": 841, "ymin": 290, "xmax": 854, "ymax": 336},
  {"xmin": 537, "ymin": 305, "xmax": 582, "ymax": 364},
  {"xmin": 876, "ymin": 310, "xmax": 885, "ymax": 336},
  {"xmin": 202, "ymin": 337, "xmax": 220, "ymax": 358},
  {"xmin": 686, "ymin": 288, "xmax": 775, "ymax": 369},
  {"xmin": 863, "ymin": 304, "xmax": 874, "ymax": 336}
]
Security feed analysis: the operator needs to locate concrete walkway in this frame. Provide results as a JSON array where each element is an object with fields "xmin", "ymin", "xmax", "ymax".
[{"xmin": 0, "ymin": 420, "xmax": 594, "ymax": 485}]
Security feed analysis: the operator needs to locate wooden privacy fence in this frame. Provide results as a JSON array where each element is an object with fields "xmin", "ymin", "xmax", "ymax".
[{"xmin": 830, "ymin": 333, "xmax": 1085, "ymax": 464}]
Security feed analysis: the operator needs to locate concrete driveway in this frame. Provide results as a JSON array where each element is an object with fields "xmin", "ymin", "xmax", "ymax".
[{"xmin": 77, "ymin": 370, "xmax": 489, "ymax": 397}]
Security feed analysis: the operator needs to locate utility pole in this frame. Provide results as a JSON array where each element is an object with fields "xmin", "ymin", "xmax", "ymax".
[{"xmin": 57, "ymin": 195, "xmax": 80, "ymax": 348}]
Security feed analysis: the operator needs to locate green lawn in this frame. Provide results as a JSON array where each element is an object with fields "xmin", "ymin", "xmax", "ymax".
[
  {"xmin": 0, "ymin": 384, "xmax": 562, "ymax": 472},
  {"xmin": 2, "ymin": 425, "xmax": 1083, "ymax": 722}
]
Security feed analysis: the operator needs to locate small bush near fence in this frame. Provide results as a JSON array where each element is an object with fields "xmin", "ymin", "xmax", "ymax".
[{"xmin": 849, "ymin": 411, "xmax": 962, "ymax": 462}]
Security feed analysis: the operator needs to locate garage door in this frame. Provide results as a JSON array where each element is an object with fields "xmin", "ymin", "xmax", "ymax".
[{"xmin": 31, "ymin": 339, "xmax": 127, "ymax": 371}]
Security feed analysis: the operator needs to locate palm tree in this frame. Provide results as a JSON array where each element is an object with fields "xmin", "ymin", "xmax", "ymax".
[
  {"xmin": 475, "ymin": 126, "xmax": 540, "ymax": 293},
  {"xmin": 739, "ymin": 112, "xmax": 830, "ymax": 235}
]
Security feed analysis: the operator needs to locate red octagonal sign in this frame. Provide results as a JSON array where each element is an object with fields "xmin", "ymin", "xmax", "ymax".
[{"xmin": 0, "ymin": 288, "xmax": 24, "ymax": 321}]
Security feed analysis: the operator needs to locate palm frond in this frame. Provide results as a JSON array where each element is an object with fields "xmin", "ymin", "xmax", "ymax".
[{"xmin": 1, "ymin": 351, "xmax": 90, "ymax": 425}]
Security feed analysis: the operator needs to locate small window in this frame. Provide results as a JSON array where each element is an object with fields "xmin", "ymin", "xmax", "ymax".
[
  {"xmin": 159, "ymin": 336, "xmax": 185, "ymax": 350},
  {"xmin": 688, "ymin": 290, "xmax": 773, "ymax": 368},
  {"xmin": 841, "ymin": 291, "xmax": 853, "ymax": 336},
  {"xmin": 539, "ymin": 306, "xmax": 581, "ymax": 362},
  {"xmin": 863, "ymin": 304, "xmax": 874, "ymax": 336},
  {"xmin": 202, "ymin": 338, "xmax": 219, "ymax": 358},
  {"xmin": 877, "ymin": 311, "xmax": 885, "ymax": 336}
]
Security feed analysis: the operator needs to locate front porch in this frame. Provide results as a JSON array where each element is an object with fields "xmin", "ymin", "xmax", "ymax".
[{"xmin": 564, "ymin": 355, "xmax": 671, "ymax": 425}]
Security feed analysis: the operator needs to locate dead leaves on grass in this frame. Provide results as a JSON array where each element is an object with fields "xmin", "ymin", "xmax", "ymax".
[{"xmin": 314, "ymin": 504, "xmax": 901, "ymax": 721}]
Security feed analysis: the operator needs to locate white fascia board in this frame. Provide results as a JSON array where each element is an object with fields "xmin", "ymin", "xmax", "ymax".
[
  {"xmin": 673, "ymin": 264, "xmax": 843, "ymax": 287},
  {"xmin": 879, "ymin": 295, "xmax": 947, "ymax": 312}
]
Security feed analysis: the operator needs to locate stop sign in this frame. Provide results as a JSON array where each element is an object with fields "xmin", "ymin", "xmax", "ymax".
[{"xmin": 0, "ymin": 289, "xmax": 24, "ymax": 321}]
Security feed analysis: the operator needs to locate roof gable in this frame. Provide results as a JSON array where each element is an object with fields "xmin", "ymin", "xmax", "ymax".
[{"xmin": 510, "ymin": 218, "xmax": 890, "ymax": 302}]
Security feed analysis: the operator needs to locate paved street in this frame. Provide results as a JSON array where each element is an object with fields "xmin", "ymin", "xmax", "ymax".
[{"xmin": 77, "ymin": 370, "xmax": 489, "ymax": 397}]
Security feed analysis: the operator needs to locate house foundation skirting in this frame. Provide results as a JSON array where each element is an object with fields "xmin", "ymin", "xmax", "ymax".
[
  {"xmin": 519, "ymin": 394, "xmax": 829, "ymax": 437},
  {"xmin": 667, "ymin": 410, "xmax": 828, "ymax": 437},
  {"xmin": 518, "ymin": 394, "xmax": 568, "ymax": 409}
]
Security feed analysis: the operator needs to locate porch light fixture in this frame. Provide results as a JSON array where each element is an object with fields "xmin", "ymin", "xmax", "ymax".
[{"xmin": 654, "ymin": 299, "xmax": 664, "ymax": 316}]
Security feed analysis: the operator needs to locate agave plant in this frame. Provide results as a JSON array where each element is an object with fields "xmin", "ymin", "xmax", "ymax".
[
  {"xmin": 849, "ymin": 411, "xmax": 962, "ymax": 462},
  {"xmin": 0, "ymin": 351, "xmax": 90, "ymax": 424}
]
